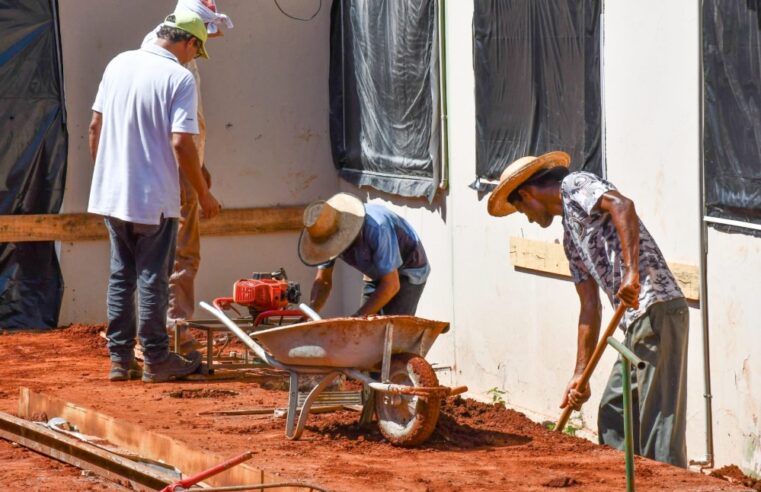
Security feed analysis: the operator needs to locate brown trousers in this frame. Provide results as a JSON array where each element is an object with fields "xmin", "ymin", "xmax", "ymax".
[{"xmin": 167, "ymin": 59, "xmax": 205, "ymax": 326}]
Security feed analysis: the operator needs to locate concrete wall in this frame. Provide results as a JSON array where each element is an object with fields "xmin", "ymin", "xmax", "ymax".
[{"xmin": 57, "ymin": 0, "xmax": 341, "ymax": 323}]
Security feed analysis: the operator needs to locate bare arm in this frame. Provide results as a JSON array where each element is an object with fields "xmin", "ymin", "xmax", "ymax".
[
  {"xmin": 310, "ymin": 265, "xmax": 334, "ymax": 313},
  {"xmin": 560, "ymin": 277, "xmax": 602, "ymax": 410},
  {"xmin": 598, "ymin": 190, "xmax": 640, "ymax": 308},
  {"xmin": 354, "ymin": 269, "xmax": 400, "ymax": 316},
  {"xmin": 88, "ymin": 112, "xmax": 102, "ymax": 162},
  {"xmin": 172, "ymin": 133, "xmax": 220, "ymax": 219}
]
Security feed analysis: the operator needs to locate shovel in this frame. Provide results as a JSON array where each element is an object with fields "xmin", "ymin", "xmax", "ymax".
[{"xmin": 555, "ymin": 302, "xmax": 627, "ymax": 432}]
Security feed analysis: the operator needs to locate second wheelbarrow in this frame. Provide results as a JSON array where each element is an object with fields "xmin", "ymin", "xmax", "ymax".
[{"xmin": 200, "ymin": 301, "xmax": 466, "ymax": 446}]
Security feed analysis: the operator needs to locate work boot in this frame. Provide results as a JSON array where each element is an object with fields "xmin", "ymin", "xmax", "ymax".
[
  {"xmin": 109, "ymin": 359, "xmax": 142, "ymax": 382},
  {"xmin": 142, "ymin": 351, "xmax": 201, "ymax": 384}
]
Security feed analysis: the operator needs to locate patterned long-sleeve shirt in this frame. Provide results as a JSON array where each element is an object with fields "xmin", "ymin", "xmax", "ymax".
[{"xmin": 561, "ymin": 172, "xmax": 684, "ymax": 329}]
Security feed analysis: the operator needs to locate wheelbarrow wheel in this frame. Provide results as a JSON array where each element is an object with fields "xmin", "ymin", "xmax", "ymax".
[{"xmin": 375, "ymin": 353, "xmax": 440, "ymax": 447}]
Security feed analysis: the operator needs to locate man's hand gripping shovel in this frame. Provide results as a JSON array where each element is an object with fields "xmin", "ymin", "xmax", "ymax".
[{"xmin": 554, "ymin": 302, "xmax": 628, "ymax": 432}]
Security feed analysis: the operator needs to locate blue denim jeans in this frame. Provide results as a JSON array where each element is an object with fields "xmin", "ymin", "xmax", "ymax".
[
  {"xmin": 104, "ymin": 216, "xmax": 178, "ymax": 365},
  {"xmin": 361, "ymin": 276, "xmax": 426, "ymax": 315}
]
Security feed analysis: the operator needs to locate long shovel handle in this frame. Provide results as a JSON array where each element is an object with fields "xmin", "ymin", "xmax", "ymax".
[{"xmin": 555, "ymin": 303, "xmax": 628, "ymax": 432}]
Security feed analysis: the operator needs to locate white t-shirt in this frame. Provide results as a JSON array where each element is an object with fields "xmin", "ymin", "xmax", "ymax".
[{"xmin": 88, "ymin": 43, "xmax": 198, "ymax": 224}]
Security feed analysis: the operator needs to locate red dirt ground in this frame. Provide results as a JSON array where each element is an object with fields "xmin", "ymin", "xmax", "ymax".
[{"xmin": 0, "ymin": 325, "xmax": 749, "ymax": 491}]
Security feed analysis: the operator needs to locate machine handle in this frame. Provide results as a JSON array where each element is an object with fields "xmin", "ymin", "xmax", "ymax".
[{"xmin": 298, "ymin": 302, "xmax": 322, "ymax": 321}]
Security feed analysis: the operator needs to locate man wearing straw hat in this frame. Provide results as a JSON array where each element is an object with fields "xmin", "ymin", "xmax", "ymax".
[
  {"xmin": 299, "ymin": 193, "xmax": 430, "ymax": 316},
  {"xmin": 487, "ymin": 152, "xmax": 688, "ymax": 467}
]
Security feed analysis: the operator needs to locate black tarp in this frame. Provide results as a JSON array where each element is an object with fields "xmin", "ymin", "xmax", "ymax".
[
  {"xmin": 473, "ymin": 0, "xmax": 601, "ymax": 184},
  {"xmin": 703, "ymin": 0, "xmax": 761, "ymax": 232},
  {"xmin": 0, "ymin": 0, "xmax": 67, "ymax": 329},
  {"xmin": 329, "ymin": 0, "xmax": 440, "ymax": 201}
]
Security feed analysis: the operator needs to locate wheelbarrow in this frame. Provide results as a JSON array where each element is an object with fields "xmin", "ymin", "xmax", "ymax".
[{"xmin": 200, "ymin": 301, "xmax": 467, "ymax": 447}]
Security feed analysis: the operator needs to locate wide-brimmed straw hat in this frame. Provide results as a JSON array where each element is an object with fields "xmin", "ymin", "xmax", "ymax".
[
  {"xmin": 298, "ymin": 193, "xmax": 366, "ymax": 266},
  {"xmin": 486, "ymin": 151, "xmax": 571, "ymax": 217}
]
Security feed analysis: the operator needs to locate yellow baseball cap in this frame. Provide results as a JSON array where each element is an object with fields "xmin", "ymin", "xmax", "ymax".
[{"xmin": 163, "ymin": 9, "xmax": 209, "ymax": 59}]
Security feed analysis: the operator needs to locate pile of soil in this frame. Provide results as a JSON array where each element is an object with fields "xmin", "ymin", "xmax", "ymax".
[
  {"xmin": 710, "ymin": 465, "xmax": 761, "ymax": 490},
  {"xmin": 0, "ymin": 325, "xmax": 750, "ymax": 492}
]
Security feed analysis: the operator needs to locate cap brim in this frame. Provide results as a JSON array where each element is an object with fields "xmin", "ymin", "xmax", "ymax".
[
  {"xmin": 298, "ymin": 194, "xmax": 365, "ymax": 266},
  {"xmin": 197, "ymin": 42, "xmax": 209, "ymax": 59},
  {"xmin": 487, "ymin": 151, "xmax": 571, "ymax": 217}
]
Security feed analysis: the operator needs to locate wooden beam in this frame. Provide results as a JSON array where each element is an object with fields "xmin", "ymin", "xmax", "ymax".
[
  {"xmin": 0, "ymin": 411, "xmax": 175, "ymax": 491},
  {"xmin": 17, "ymin": 388, "xmax": 310, "ymax": 491},
  {"xmin": 509, "ymin": 237, "xmax": 700, "ymax": 301},
  {"xmin": 0, "ymin": 206, "xmax": 305, "ymax": 242}
]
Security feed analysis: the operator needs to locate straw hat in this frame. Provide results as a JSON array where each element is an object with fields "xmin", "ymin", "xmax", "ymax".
[
  {"xmin": 486, "ymin": 151, "xmax": 571, "ymax": 217},
  {"xmin": 298, "ymin": 193, "xmax": 366, "ymax": 266}
]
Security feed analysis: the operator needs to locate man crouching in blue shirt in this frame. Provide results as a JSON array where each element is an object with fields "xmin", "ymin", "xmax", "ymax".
[{"xmin": 298, "ymin": 193, "xmax": 430, "ymax": 316}]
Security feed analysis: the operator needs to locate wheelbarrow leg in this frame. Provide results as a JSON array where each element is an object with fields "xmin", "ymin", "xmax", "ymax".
[
  {"xmin": 285, "ymin": 371, "xmax": 341, "ymax": 440},
  {"xmin": 286, "ymin": 371, "xmax": 299, "ymax": 438},
  {"xmin": 361, "ymin": 322, "xmax": 393, "ymax": 429},
  {"xmin": 359, "ymin": 383, "xmax": 375, "ymax": 428}
]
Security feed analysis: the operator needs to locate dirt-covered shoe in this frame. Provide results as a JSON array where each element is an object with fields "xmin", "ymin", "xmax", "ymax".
[
  {"xmin": 109, "ymin": 359, "xmax": 142, "ymax": 382},
  {"xmin": 142, "ymin": 351, "xmax": 201, "ymax": 383}
]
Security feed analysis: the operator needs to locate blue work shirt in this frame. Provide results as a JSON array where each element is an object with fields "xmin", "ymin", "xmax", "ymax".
[{"xmin": 319, "ymin": 204, "xmax": 430, "ymax": 284}]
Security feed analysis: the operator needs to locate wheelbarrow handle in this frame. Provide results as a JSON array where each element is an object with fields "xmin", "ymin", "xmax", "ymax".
[{"xmin": 555, "ymin": 303, "xmax": 627, "ymax": 432}]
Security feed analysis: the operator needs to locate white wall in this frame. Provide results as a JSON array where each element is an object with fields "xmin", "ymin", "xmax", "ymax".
[
  {"xmin": 706, "ymin": 229, "xmax": 761, "ymax": 476},
  {"xmin": 57, "ymin": 0, "xmax": 341, "ymax": 323}
]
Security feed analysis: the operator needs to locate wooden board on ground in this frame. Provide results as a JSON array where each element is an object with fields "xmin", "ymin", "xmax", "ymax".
[
  {"xmin": 17, "ymin": 388, "xmax": 313, "ymax": 491},
  {"xmin": 509, "ymin": 237, "xmax": 700, "ymax": 301},
  {"xmin": 0, "ymin": 206, "xmax": 305, "ymax": 242},
  {"xmin": 0, "ymin": 411, "xmax": 175, "ymax": 491}
]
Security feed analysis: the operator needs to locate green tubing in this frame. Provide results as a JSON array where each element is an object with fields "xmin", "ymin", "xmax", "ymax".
[
  {"xmin": 607, "ymin": 337, "xmax": 646, "ymax": 370},
  {"xmin": 621, "ymin": 357, "xmax": 635, "ymax": 492}
]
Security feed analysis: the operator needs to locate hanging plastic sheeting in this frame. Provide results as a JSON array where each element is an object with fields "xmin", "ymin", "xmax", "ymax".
[
  {"xmin": 0, "ymin": 0, "xmax": 67, "ymax": 329},
  {"xmin": 329, "ymin": 0, "xmax": 441, "ymax": 201},
  {"xmin": 703, "ymin": 0, "xmax": 761, "ymax": 235},
  {"xmin": 472, "ymin": 0, "xmax": 601, "ymax": 189}
]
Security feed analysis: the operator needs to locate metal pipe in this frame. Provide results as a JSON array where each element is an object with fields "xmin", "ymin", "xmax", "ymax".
[
  {"xmin": 343, "ymin": 369, "xmax": 466, "ymax": 397},
  {"xmin": 606, "ymin": 337, "xmax": 646, "ymax": 370},
  {"xmin": 298, "ymin": 303, "xmax": 322, "ymax": 321},
  {"xmin": 703, "ymin": 216, "xmax": 761, "ymax": 232},
  {"xmin": 161, "ymin": 452, "xmax": 253, "ymax": 492},
  {"xmin": 693, "ymin": 0, "xmax": 715, "ymax": 469},
  {"xmin": 621, "ymin": 358, "xmax": 635, "ymax": 492},
  {"xmin": 437, "ymin": 0, "xmax": 450, "ymax": 190}
]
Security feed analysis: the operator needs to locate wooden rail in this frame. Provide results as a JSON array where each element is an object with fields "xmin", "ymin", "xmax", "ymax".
[
  {"xmin": 0, "ymin": 206, "xmax": 306, "ymax": 242},
  {"xmin": 17, "ymin": 388, "xmax": 310, "ymax": 490},
  {"xmin": 509, "ymin": 237, "xmax": 700, "ymax": 302}
]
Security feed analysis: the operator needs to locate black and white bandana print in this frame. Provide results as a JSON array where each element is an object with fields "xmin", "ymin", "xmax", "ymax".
[{"xmin": 561, "ymin": 172, "xmax": 684, "ymax": 329}]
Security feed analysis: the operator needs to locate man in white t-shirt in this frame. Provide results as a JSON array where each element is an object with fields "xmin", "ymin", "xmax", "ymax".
[
  {"xmin": 88, "ymin": 10, "xmax": 220, "ymax": 383},
  {"xmin": 141, "ymin": 0, "xmax": 234, "ymax": 354}
]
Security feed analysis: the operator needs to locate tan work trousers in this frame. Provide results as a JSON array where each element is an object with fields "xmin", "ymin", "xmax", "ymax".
[{"xmin": 167, "ymin": 59, "xmax": 206, "ymax": 326}]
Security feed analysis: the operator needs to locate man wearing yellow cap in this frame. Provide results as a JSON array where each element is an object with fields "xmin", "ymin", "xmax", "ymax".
[
  {"xmin": 88, "ymin": 10, "xmax": 220, "ymax": 383},
  {"xmin": 298, "ymin": 193, "xmax": 430, "ymax": 316},
  {"xmin": 487, "ymin": 152, "xmax": 688, "ymax": 467},
  {"xmin": 142, "ymin": 1, "xmax": 234, "ymax": 354}
]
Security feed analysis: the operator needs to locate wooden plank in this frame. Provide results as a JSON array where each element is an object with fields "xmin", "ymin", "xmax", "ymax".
[
  {"xmin": 17, "ymin": 388, "xmax": 311, "ymax": 491},
  {"xmin": 0, "ymin": 411, "xmax": 175, "ymax": 491},
  {"xmin": 509, "ymin": 237, "xmax": 700, "ymax": 301},
  {"xmin": 0, "ymin": 206, "xmax": 305, "ymax": 242}
]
